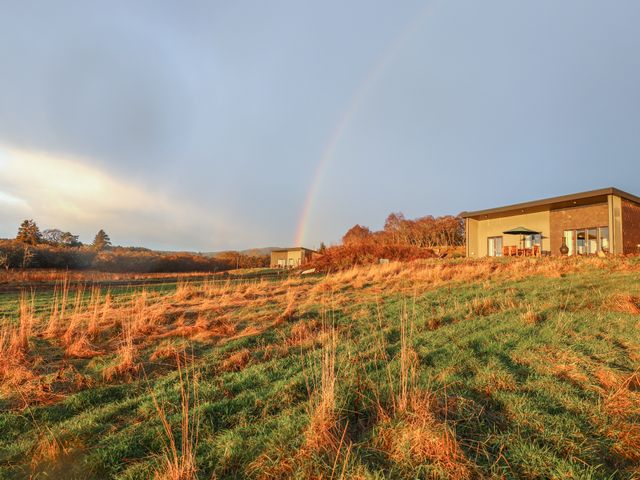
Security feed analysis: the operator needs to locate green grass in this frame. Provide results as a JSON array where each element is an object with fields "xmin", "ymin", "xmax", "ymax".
[{"xmin": 1, "ymin": 260, "xmax": 639, "ymax": 479}]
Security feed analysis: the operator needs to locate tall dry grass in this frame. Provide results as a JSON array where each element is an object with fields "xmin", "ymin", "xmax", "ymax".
[
  {"xmin": 304, "ymin": 310, "xmax": 340, "ymax": 455},
  {"xmin": 372, "ymin": 298, "xmax": 473, "ymax": 478},
  {"xmin": 150, "ymin": 352, "xmax": 200, "ymax": 480}
]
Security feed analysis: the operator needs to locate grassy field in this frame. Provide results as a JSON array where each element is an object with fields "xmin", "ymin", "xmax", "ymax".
[{"xmin": 1, "ymin": 257, "xmax": 639, "ymax": 479}]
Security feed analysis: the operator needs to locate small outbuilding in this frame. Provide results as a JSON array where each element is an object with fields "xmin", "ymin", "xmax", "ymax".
[{"xmin": 270, "ymin": 247, "xmax": 317, "ymax": 268}]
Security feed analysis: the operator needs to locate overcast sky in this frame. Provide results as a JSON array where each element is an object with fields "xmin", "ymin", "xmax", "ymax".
[{"xmin": 1, "ymin": 1, "xmax": 640, "ymax": 251}]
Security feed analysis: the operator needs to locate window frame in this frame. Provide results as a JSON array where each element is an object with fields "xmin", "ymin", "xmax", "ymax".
[
  {"xmin": 487, "ymin": 236, "xmax": 503, "ymax": 257},
  {"xmin": 563, "ymin": 226, "xmax": 609, "ymax": 255}
]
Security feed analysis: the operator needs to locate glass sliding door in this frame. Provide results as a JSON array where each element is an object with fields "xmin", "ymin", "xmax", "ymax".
[
  {"xmin": 563, "ymin": 230, "xmax": 575, "ymax": 255},
  {"xmin": 576, "ymin": 230, "xmax": 586, "ymax": 255},
  {"xmin": 599, "ymin": 227, "xmax": 610, "ymax": 253},
  {"xmin": 587, "ymin": 228, "xmax": 598, "ymax": 254},
  {"xmin": 488, "ymin": 236, "xmax": 503, "ymax": 257},
  {"xmin": 524, "ymin": 234, "xmax": 541, "ymax": 248},
  {"xmin": 564, "ymin": 227, "xmax": 610, "ymax": 255}
]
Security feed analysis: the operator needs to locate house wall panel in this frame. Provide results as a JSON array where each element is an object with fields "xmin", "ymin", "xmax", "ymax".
[
  {"xmin": 549, "ymin": 203, "xmax": 609, "ymax": 255},
  {"xmin": 473, "ymin": 211, "xmax": 551, "ymax": 257},
  {"xmin": 622, "ymin": 199, "xmax": 640, "ymax": 254}
]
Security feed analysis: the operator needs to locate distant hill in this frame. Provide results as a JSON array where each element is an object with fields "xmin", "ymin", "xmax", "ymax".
[{"xmin": 200, "ymin": 247, "xmax": 282, "ymax": 258}]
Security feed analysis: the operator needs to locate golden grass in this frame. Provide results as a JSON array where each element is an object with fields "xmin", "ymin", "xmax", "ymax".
[
  {"xmin": 151, "ymin": 352, "xmax": 200, "ymax": 480},
  {"xmin": 3, "ymin": 256, "xmax": 640, "ymax": 474},
  {"xmin": 521, "ymin": 305, "xmax": 543, "ymax": 325},
  {"xmin": 220, "ymin": 349, "xmax": 251, "ymax": 372},
  {"xmin": 609, "ymin": 293, "xmax": 640, "ymax": 314},
  {"xmin": 1, "ymin": 256, "xmax": 638, "ymax": 409},
  {"xmin": 103, "ymin": 317, "xmax": 139, "ymax": 380},
  {"xmin": 303, "ymin": 316, "xmax": 340, "ymax": 455}
]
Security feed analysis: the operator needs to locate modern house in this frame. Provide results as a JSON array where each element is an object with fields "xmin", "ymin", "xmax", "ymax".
[
  {"xmin": 270, "ymin": 247, "xmax": 317, "ymax": 268},
  {"xmin": 462, "ymin": 188, "xmax": 640, "ymax": 258}
]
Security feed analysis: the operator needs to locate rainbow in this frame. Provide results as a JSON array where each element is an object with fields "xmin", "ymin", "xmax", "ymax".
[{"xmin": 293, "ymin": 3, "xmax": 434, "ymax": 247}]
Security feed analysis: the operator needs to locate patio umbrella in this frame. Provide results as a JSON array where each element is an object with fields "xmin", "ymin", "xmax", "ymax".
[{"xmin": 503, "ymin": 227, "xmax": 540, "ymax": 249}]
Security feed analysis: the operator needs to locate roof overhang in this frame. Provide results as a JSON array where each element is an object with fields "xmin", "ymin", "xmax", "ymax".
[
  {"xmin": 271, "ymin": 247, "xmax": 316, "ymax": 253},
  {"xmin": 461, "ymin": 187, "xmax": 640, "ymax": 220}
]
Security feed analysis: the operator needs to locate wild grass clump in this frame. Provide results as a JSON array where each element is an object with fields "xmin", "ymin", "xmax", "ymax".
[
  {"xmin": 103, "ymin": 318, "xmax": 139, "ymax": 380},
  {"xmin": 303, "ymin": 319, "xmax": 340, "ymax": 456},
  {"xmin": 597, "ymin": 369, "xmax": 640, "ymax": 463},
  {"xmin": 521, "ymin": 304, "xmax": 543, "ymax": 325},
  {"xmin": 372, "ymin": 302, "xmax": 473, "ymax": 478},
  {"xmin": 150, "ymin": 352, "xmax": 200, "ymax": 480},
  {"xmin": 220, "ymin": 349, "xmax": 251, "ymax": 372},
  {"xmin": 609, "ymin": 293, "xmax": 640, "ymax": 314}
]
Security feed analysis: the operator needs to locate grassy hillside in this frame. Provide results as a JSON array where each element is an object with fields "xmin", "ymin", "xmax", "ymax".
[{"xmin": 1, "ymin": 257, "xmax": 639, "ymax": 479}]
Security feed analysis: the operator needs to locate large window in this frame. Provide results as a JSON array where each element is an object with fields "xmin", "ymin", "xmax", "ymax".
[
  {"xmin": 488, "ymin": 236, "xmax": 503, "ymax": 257},
  {"xmin": 563, "ymin": 227, "xmax": 609, "ymax": 255}
]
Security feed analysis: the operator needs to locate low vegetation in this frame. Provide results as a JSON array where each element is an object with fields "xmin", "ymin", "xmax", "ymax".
[{"xmin": 1, "ymin": 256, "xmax": 639, "ymax": 478}]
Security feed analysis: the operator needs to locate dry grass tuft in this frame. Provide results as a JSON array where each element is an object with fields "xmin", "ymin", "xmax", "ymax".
[
  {"xmin": 552, "ymin": 363, "xmax": 590, "ymax": 385},
  {"xmin": 302, "ymin": 320, "xmax": 340, "ymax": 455},
  {"xmin": 373, "ymin": 302, "xmax": 473, "ymax": 478},
  {"xmin": 103, "ymin": 318, "xmax": 139, "ymax": 380},
  {"xmin": 151, "ymin": 343, "xmax": 181, "ymax": 362},
  {"xmin": 478, "ymin": 370, "xmax": 517, "ymax": 395},
  {"xmin": 376, "ymin": 394, "xmax": 472, "ymax": 478},
  {"xmin": 609, "ymin": 293, "xmax": 640, "ymax": 314},
  {"xmin": 287, "ymin": 320, "xmax": 320, "ymax": 347},
  {"xmin": 351, "ymin": 307, "xmax": 370, "ymax": 321},
  {"xmin": 151, "ymin": 352, "xmax": 200, "ymax": 480},
  {"xmin": 66, "ymin": 334, "xmax": 102, "ymax": 358},
  {"xmin": 467, "ymin": 297, "xmax": 499, "ymax": 318},
  {"xmin": 521, "ymin": 305, "xmax": 543, "ymax": 325},
  {"xmin": 247, "ymin": 448, "xmax": 295, "ymax": 480},
  {"xmin": 220, "ymin": 349, "xmax": 251, "ymax": 372},
  {"xmin": 598, "ymin": 370, "xmax": 640, "ymax": 462}
]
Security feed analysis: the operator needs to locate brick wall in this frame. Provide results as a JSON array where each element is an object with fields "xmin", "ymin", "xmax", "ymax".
[
  {"xmin": 549, "ymin": 203, "xmax": 609, "ymax": 255},
  {"xmin": 622, "ymin": 200, "xmax": 640, "ymax": 254}
]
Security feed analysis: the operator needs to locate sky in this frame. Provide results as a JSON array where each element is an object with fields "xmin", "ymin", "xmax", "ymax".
[{"xmin": 1, "ymin": 1, "xmax": 640, "ymax": 251}]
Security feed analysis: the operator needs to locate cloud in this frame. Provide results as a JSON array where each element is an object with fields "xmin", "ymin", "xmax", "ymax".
[{"xmin": 0, "ymin": 146, "xmax": 240, "ymax": 250}]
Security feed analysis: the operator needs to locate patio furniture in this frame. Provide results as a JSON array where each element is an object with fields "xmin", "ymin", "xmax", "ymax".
[{"xmin": 503, "ymin": 227, "xmax": 542, "ymax": 257}]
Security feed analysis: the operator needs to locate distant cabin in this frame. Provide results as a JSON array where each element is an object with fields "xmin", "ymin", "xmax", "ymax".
[
  {"xmin": 461, "ymin": 187, "xmax": 640, "ymax": 258},
  {"xmin": 270, "ymin": 247, "xmax": 317, "ymax": 268}
]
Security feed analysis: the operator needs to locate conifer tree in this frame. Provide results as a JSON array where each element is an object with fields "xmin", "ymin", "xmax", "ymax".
[
  {"xmin": 16, "ymin": 219, "xmax": 42, "ymax": 245},
  {"xmin": 92, "ymin": 229, "xmax": 112, "ymax": 251}
]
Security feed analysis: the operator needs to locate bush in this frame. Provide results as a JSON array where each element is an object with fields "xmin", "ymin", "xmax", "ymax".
[{"xmin": 308, "ymin": 244, "xmax": 436, "ymax": 271}]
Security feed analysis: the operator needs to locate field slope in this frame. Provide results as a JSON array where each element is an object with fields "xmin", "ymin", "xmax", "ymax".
[{"xmin": 1, "ymin": 257, "xmax": 639, "ymax": 479}]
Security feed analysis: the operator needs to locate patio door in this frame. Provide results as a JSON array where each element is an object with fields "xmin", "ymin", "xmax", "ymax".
[{"xmin": 488, "ymin": 236, "xmax": 503, "ymax": 257}]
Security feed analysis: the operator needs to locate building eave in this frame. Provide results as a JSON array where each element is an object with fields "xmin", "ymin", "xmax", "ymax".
[{"xmin": 461, "ymin": 187, "xmax": 640, "ymax": 219}]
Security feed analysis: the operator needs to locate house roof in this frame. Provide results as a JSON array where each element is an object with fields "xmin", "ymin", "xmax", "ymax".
[
  {"xmin": 271, "ymin": 247, "xmax": 316, "ymax": 253},
  {"xmin": 461, "ymin": 187, "xmax": 640, "ymax": 219}
]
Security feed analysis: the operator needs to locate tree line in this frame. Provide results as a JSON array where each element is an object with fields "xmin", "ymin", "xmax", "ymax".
[
  {"xmin": 1, "ymin": 220, "xmax": 268, "ymax": 272},
  {"xmin": 16, "ymin": 219, "xmax": 112, "ymax": 251},
  {"xmin": 342, "ymin": 213, "xmax": 464, "ymax": 248}
]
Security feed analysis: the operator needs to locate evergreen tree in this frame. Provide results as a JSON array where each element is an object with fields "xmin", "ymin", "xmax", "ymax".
[
  {"xmin": 318, "ymin": 242, "xmax": 327, "ymax": 254},
  {"xmin": 16, "ymin": 219, "xmax": 42, "ymax": 245},
  {"xmin": 92, "ymin": 229, "xmax": 112, "ymax": 251}
]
